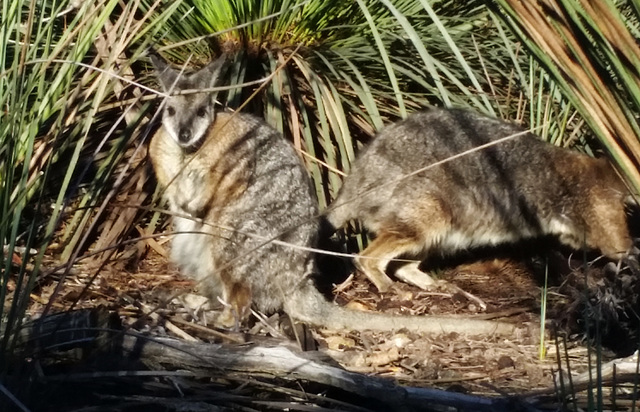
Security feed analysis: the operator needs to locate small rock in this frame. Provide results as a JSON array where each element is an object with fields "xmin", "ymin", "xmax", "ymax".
[
  {"xmin": 325, "ymin": 335, "xmax": 357, "ymax": 351},
  {"xmin": 391, "ymin": 333, "xmax": 412, "ymax": 348},
  {"xmin": 497, "ymin": 355, "xmax": 515, "ymax": 369}
]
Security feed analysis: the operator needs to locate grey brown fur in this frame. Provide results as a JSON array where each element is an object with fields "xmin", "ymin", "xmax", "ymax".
[
  {"xmin": 326, "ymin": 108, "xmax": 634, "ymax": 292},
  {"xmin": 148, "ymin": 53, "xmax": 512, "ymax": 335}
]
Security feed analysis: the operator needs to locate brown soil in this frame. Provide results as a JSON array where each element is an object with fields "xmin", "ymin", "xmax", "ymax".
[{"xmin": 13, "ymin": 242, "xmax": 640, "ymax": 410}]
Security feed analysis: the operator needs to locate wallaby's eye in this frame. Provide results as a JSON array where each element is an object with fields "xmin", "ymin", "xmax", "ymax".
[
  {"xmin": 197, "ymin": 107, "xmax": 207, "ymax": 117},
  {"xmin": 167, "ymin": 106, "xmax": 176, "ymax": 116}
]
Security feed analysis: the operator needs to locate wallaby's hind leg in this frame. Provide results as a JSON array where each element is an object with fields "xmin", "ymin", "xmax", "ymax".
[
  {"xmin": 356, "ymin": 195, "xmax": 452, "ymax": 292},
  {"xmin": 356, "ymin": 236, "xmax": 450, "ymax": 292},
  {"xmin": 354, "ymin": 196, "xmax": 487, "ymax": 308},
  {"xmin": 354, "ymin": 231, "xmax": 426, "ymax": 292}
]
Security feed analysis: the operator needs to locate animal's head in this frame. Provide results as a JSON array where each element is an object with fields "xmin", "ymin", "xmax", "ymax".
[{"xmin": 150, "ymin": 52, "xmax": 227, "ymax": 149}]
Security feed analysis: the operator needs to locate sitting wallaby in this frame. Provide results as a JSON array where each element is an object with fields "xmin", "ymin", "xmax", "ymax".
[
  {"xmin": 326, "ymin": 108, "xmax": 636, "ymax": 292},
  {"xmin": 148, "ymin": 52, "xmax": 513, "ymax": 336}
]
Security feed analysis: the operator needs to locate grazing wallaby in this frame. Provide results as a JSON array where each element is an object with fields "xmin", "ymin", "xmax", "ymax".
[
  {"xmin": 147, "ymin": 53, "xmax": 513, "ymax": 336},
  {"xmin": 326, "ymin": 108, "xmax": 636, "ymax": 292}
]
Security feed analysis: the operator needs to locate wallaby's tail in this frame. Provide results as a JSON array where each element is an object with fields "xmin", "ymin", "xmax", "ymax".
[{"xmin": 287, "ymin": 281, "xmax": 517, "ymax": 336}]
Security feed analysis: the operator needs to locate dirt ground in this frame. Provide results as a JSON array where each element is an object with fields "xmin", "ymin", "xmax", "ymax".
[{"xmin": 19, "ymin": 237, "xmax": 640, "ymax": 409}]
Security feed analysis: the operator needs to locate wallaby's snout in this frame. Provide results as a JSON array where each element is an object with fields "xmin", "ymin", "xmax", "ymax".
[{"xmin": 178, "ymin": 128, "xmax": 192, "ymax": 145}]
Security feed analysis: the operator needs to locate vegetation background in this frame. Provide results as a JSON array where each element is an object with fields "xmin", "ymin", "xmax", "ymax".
[{"xmin": 1, "ymin": 0, "xmax": 640, "ymax": 410}]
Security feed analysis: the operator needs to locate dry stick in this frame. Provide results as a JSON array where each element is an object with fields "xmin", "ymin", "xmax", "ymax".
[
  {"xmin": 278, "ymin": 51, "xmax": 303, "ymax": 152},
  {"xmin": 91, "ymin": 24, "xmax": 150, "ymax": 255},
  {"xmin": 522, "ymin": 351, "xmax": 640, "ymax": 401},
  {"xmin": 228, "ymin": 377, "xmax": 376, "ymax": 412},
  {"xmin": 169, "ymin": 316, "xmax": 245, "ymax": 344},
  {"xmin": 471, "ymin": 33, "xmax": 501, "ymax": 118}
]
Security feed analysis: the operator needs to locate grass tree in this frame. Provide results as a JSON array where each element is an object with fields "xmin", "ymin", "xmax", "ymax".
[
  {"xmin": 0, "ymin": 0, "xmax": 176, "ymax": 371},
  {"xmin": 490, "ymin": 0, "xmax": 640, "ymax": 190}
]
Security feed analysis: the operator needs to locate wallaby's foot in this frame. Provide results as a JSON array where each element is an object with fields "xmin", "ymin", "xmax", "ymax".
[
  {"xmin": 353, "ymin": 230, "xmax": 428, "ymax": 293},
  {"xmin": 394, "ymin": 262, "xmax": 487, "ymax": 310},
  {"xmin": 356, "ymin": 257, "xmax": 488, "ymax": 310},
  {"xmin": 393, "ymin": 261, "xmax": 437, "ymax": 289}
]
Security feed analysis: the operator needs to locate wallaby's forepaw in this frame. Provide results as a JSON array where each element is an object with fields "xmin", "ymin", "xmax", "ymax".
[
  {"xmin": 216, "ymin": 306, "xmax": 238, "ymax": 329},
  {"xmin": 215, "ymin": 295, "xmax": 251, "ymax": 330}
]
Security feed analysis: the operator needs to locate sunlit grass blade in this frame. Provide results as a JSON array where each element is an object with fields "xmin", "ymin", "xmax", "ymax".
[
  {"xmin": 354, "ymin": 0, "xmax": 407, "ymax": 118},
  {"xmin": 491, "ymin": 0, "xmax": 640, "ymax": 192},
  {"xmin": 0, "ymin": 0, "xmax": 179, "ymax": 366}
]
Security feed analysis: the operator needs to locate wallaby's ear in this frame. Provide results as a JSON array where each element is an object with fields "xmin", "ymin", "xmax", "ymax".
[
  {"xmin": 149, "ymin": 51, "xmax": 180, "ymax": 92},
  {"xmin": 193, "ymin": 53, "xmax": 228, "ymax": 89}
]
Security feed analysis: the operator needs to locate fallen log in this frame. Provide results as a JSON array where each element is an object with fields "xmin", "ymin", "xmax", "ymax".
[
  {"xmin": 8, "ymin": 309, "xmax": 529, "ymax": 411},
  {"xmin": 113, "ymin": 333, "xmax": 521, "ymax": 411}
]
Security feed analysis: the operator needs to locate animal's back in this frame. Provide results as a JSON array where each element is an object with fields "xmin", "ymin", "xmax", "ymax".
[{"xmin": 329, "ymin": 108, "xmax": 628, "ymax": 254}]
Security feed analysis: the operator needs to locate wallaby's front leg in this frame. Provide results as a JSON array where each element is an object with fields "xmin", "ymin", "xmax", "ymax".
[
  {"xmin": 176, "ymin": 168, "xmax": 213, "ymax": 217},
  {"xmin": 216, "ymin": 275, "xmax": 253, "ymax": 329}
]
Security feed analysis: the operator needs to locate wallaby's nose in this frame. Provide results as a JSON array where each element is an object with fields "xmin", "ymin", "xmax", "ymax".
[{"xmin": 179, "ymin": 129, "xmax": 191, "ymax": 143}]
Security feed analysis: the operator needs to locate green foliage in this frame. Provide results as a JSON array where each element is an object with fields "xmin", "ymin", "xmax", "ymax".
[
  {"xmin": 490, "ymin": 0, "xmax": 640, "ymax": 191},
  {"xmin": 0, "ymin": 0, "xmax": 172, "ymax": 369}
]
